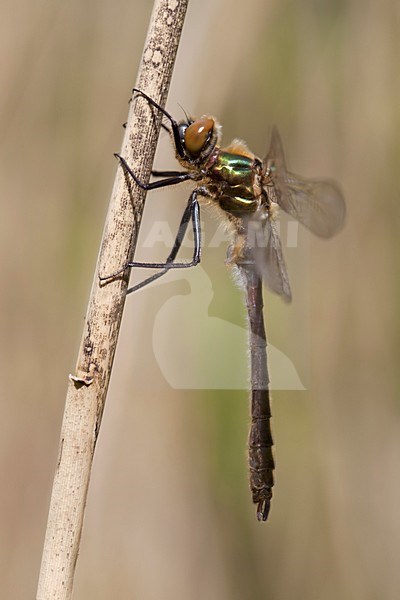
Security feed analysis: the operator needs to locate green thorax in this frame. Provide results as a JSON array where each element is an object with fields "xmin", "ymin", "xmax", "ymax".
[{"xmin": 207, "ymin": 150, "xmax": 258, "ymax": 213}]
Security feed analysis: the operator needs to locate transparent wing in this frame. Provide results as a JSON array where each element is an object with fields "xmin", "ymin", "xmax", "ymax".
[
  {"xmin": 248, "ymin": 217, "xmax": 292, "ymax": 302},
  {"xmin": 264, "ymin": 128, "xmax": 346, "ymax": 238}
]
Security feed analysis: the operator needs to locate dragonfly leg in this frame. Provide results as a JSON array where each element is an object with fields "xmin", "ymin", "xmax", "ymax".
[
  {"xmin": 99, "ymin": 158, "xmax": 195, "ymax": 284},
  {"xmin": 151, "ymin": 169, "xmax": 189, "ymax": 178},
  {"xmin": 131, "ymin": 88, "xmax": 185, "ymax": 158},
  {"xmin": 99, "ymin": 190, "xmax": 202, "ymax": 289},
  {"xmin": 126, "ymin": 189, "xmax": 201, "ymax": 294},
  {"xmin": 132, "ymin": 88, "xmax": 177, "ymax": 127},
  {"xmin": 115, "ymin": 153, "xmax": 191, "ymax": 190}
]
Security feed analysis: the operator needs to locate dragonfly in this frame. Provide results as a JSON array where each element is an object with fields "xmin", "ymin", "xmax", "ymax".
[{"xmin": 101, "ymin": 88, "xmax": 346, "ymax": 521}]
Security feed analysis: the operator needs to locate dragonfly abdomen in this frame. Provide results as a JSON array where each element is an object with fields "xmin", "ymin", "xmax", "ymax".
[
  {"xmin": 242, "ymin": 262, "xmax": 275, "ymax": 521},
  {"xmin": 249, "ymin": 388, "xmax": 275, "ymax": 521}
]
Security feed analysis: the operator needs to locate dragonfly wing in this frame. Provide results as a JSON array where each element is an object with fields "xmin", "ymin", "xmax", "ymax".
[
  {"xmin": 250, "ymin": 218, "xmax": 292, "ymax": 302},
  {"xmin": 264, "ymin": 128, "xmax": 346, "ymax": 238},
  {"xmin": 280, "ymin": 174, "xmax": 345, "ymax": 238}
]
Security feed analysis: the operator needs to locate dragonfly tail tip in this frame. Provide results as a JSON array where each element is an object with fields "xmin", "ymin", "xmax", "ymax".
[{"xmin": 256, "ymin": 499, "xmax": 270, "ymax": 522}]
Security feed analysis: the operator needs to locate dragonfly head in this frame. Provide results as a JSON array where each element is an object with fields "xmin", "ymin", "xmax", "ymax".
[{"xmin": 175, "ymin": 116, "xmax": 221, "ymax": 164}]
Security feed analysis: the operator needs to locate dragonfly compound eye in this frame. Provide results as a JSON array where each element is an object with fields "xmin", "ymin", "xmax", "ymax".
[{"xmin": 184, "ymin": 117, "xmax": 214, "ymax": 157}]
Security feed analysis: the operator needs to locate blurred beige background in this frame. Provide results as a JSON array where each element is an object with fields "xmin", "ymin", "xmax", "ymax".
[{"xmin": 1, "ymin": 0, "xmax": 400, "ymax": 598}]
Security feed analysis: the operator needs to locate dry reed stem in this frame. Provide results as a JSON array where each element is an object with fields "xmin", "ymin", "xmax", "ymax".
[{"xmin": 36, "ymin": 1, "xmax": 189, "ymax": 598}]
